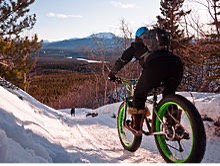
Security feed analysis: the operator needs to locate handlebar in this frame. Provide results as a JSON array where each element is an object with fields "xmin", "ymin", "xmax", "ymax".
[
  {"xmin": 110, "ymin": 76, "xmax": 164, "ymax": 98},
  {"xmin": 114, "ymin": 77, "xmax": 138, "ymax": 85}
]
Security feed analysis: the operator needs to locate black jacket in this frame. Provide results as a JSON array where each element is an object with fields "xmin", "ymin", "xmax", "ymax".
[
  {"xmin": 110, "ymin": 42, "xmax": 179, "ymax": 75},
  {"xmin": 110, "ymin": 42, "xmax": 148, "ymax": 75}
]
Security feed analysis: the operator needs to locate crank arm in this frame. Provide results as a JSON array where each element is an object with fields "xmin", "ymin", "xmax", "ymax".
[{"xmin": 142, "ymin": 130, "xmax": 165, "ymax": 136}]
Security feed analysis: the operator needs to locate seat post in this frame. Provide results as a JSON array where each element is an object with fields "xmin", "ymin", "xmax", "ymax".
[{"xmin": 153, "ymin": 90, "xmax": 158, "ymax": 105}]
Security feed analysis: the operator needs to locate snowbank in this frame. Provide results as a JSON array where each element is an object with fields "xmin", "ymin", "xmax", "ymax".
[{"xmin": 0, "ymin": 86, "xmax": 219, "ymax": 163}]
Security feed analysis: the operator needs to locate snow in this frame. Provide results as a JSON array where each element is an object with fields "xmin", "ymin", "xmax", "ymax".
[
  {"xmin": 88, "ymin": 32, "xmax": 116, "ymax": 39},
  {"xmin": 76, "ymin": 57, "xmax": 109, "ymax": 64},
  {"xmin": 0, "ymin": 86, "xmax": 220, "ymax": 163}
]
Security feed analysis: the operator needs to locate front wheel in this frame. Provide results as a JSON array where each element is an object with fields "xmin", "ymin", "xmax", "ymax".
[
  {"xmin": 153, "ymin": 94, "xmax": 206, "ymax": 163},
  {"xmin": 117, "ymin": 102, "xmax": 142, "ymax": 152}
]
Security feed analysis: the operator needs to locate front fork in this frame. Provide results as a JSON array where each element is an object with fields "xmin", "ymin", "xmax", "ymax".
[{"xmin": 122, "ymin": 97, "xmax": 130, "ymax": 126}]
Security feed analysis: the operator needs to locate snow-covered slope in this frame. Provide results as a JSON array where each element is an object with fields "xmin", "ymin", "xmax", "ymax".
[{"xmin": 0, "ymin": 86, "xmax": 219, "ymax": 163}]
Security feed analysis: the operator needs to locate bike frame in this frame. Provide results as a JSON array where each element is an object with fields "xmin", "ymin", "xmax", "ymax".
[{"xmin": 116, "ymin": 77, "xmax": 166, "ymax": 136}]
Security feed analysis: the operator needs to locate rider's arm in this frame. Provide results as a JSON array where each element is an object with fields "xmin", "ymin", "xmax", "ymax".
[{"xmin": 110, "ymin": 44, "xmax": 135, "ymax": 75}]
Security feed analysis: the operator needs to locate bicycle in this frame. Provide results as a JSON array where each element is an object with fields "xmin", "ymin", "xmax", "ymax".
[{"xmin": 115, "ymin": 77, "xmax": 206, "ymax": 163}]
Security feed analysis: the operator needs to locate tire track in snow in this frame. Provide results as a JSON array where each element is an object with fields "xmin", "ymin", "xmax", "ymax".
[
  {"xmin": 66, "ymin": 114, "xmax": 164, "ymax": 163},
  {"xmin": 75, "ymin": 123, "xmax": 122, "ymax": 162}
]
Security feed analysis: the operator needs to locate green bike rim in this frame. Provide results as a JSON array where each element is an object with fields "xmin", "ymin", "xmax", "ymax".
[
  {"xmin": 118, "ymin": 105, "xmax": 133, "ymax": 148},
  {"xmin": 155, "ymin": 102, "xmax": 194, "ymax": 163}
]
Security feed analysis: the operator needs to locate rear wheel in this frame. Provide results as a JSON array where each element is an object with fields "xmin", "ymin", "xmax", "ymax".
[
  {"xmin": 153, "ymin": 94, "xmax": 206, "ymax": 163},
  {"xmin": 117, "ymin": 102, "xmax": 142, "ymax": 152}
]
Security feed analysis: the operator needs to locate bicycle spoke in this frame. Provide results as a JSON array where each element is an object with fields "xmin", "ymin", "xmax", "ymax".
[{"xmin": 167, "ymin": 142, "xmax": 182, "ymax": 152}]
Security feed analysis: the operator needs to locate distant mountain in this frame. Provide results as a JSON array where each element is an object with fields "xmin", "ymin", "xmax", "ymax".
[
  {"xmin": 88, "ymin": 32, "xmax": 117, "ymax": 39},
  {"xmin": 42, "ymin": 32, "xmax": 121, "ymax": 52},
  {"xmin": 38, "ymin": 32, "xmax": 131, "ymax": 59}
]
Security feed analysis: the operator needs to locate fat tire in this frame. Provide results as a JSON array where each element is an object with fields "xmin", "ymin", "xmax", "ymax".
[
  {"xmin": 117, "ymin": 102, "xmax": 142, "ymax": 152},
  {"xmin": 153, "ymin": 94, "xmax": 206, "ymax": 163}
]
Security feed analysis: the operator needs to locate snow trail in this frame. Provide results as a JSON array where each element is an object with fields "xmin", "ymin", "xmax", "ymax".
[{"xmin": 0, "ymin": 86, "xmax": 219, "ymax": 163}]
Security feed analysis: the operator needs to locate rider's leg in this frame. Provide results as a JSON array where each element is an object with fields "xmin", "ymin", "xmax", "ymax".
[
  {"xmin": 133, "ymin": 60, "xmax": 166, "ymax": 110},
  {"xmin": 131, "ymin": 56, "xmax": 183, "ymax": 131},
  {"xmin": 161, "ymin": 60, "xmax": 183, "ymax": 125},
  {"xmin": 129, "ymin": 61, "xmax": 165, "ymax": 131},
  {"xmin": 162, "ymin": 76, "xmax": 183, "ymax": 124},
  {"xmin": 162, "ymin": 72, "xmax": 183, "ymax": 97}
]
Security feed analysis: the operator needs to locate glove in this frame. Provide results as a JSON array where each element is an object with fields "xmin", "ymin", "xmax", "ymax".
[{"xmin": 108, "ymin": 72, "xmax": 117, "ymax": 82}]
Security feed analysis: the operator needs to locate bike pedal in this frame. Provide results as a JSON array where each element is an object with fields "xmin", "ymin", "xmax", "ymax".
[
  {"xmin": 183, "ymin": 132, "xmax": 190, "ymax": 140},
  {"xmin": 146, "ymin": 118, "xmax": 152, "ymax": 123},
  {"xmin": 130, "ymin": 127, "xmax": 142, "ymax": 136},
  {"xmin": 125, "ymin": 120, "xmax": 131, "ymax": 127}
]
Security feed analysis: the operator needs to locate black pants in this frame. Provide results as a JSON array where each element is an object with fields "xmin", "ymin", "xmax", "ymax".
[{"xmin": 133, "ymin": 55, "xmax": 183, "ymax": 110}]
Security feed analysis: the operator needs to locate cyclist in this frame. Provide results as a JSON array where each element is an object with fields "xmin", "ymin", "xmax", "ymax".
[{"xmin": 108, "ymin": 26, "xmax": 183, "ymax": 133}]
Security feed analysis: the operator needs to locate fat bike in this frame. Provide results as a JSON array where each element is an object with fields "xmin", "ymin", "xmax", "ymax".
[{"xmin": 116, "ymin": 77, "xmax": 206, "ymax": 163}]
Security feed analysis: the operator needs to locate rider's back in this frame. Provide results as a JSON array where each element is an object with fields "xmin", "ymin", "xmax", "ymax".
[{"xmin": 144, "ymin": 50, "xmax": 182, "ymax": 66}]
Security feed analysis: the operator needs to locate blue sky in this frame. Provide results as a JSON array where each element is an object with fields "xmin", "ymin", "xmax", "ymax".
[{"xmin": 29, "ymin": 0, "xmax": 161, "ymax": 41}]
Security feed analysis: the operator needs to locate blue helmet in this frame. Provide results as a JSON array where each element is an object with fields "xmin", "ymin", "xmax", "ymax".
[{"xmin": 135, "ymin": 26, "xmax": 148, "ymax": 37}]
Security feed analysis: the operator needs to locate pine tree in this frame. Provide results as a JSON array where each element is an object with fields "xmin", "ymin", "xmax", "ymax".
[
  {"xmin": 0, "ymin": 0, "xmax": 36, "ymax": 37},
  {"xmin": 0, "ymin": 0, "xmax": 42, "ymax": 90},
  {"xmin": 156, "ymin": 0, "xmax": 191, "ymax": 52}
]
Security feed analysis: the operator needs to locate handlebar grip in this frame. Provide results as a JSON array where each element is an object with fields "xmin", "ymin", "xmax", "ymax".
[{"xmin": 115, "ymin": 77, "xmax": 122, "ymax": 84}]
